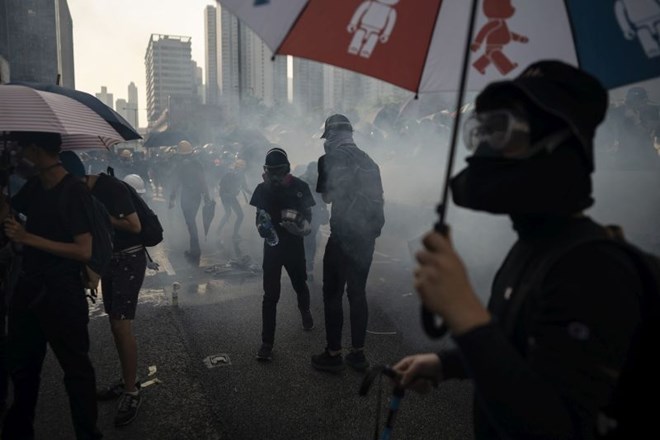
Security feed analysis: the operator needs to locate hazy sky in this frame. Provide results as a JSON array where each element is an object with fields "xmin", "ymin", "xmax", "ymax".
[{"xmin": 68, "ymin": 0, "xmax": 218, "ymax": 128}]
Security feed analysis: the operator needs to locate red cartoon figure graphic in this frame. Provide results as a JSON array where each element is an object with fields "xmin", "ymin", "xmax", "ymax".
[
  {"xmin": 471, "ymin": 0, "xmax": 529, "ymax": 75},
  {"xmin": 347, "ymin": 0, "xmax": 399, "ymax": 59}
]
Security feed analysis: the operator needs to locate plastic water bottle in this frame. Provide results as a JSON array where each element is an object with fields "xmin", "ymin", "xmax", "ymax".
[{"xmin": 258, "ymin": 209, "xmax": 279, "ymax": 247}]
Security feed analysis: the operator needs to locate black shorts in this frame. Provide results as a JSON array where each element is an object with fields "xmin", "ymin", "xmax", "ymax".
[{"xmin": 101, "ymin": 248, "xmax": 147, "ymax": 320}]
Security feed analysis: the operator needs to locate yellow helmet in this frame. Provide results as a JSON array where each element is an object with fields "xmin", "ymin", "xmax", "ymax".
[{"xmin": 177, "ymin": 140, "xmax": 194, "ymax": 155}]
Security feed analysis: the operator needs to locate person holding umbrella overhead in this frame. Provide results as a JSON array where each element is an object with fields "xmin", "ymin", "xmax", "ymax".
[
  {"xmin": 169, "ymin": 140, "xmax": 212, "ymax": 264},
  {"xmin": 0, "ymin": 132, "xmax": 103, "ymax": 440},
  {"xmin": 393, "ymin": 61, "xmax": 647, "ymax": 439}
]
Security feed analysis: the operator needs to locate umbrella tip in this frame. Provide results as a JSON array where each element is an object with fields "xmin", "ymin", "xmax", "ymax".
[
  {"xmin": 271, "ymin": 55, "xmax": 276, "ymax": 62},
  {"xmin": 414, "ymin": 93, "xmax": 419, "ymax": 100}
]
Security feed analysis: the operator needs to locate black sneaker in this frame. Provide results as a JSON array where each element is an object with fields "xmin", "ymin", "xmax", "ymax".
[
  {"xmin": 301, "ymin": 310, "xmax": 314, "ymax": 331},
  {"xmin": 114, "ymin": 392, "xmax": 142, "ymax": 427},
  {"xmin": 311, "ymin": 350, "xmax": 345, "ymax": 373},
  {"xmin": 256, "ymin": 344, "xmax": 273, "ymax": 362},
  {"xmin": 97, "ymin": 380, "xmax": 141, "ymax": 401},
  {"xmin": 345, "ymin": 350, "xmax": 370, "ymax": 372}
]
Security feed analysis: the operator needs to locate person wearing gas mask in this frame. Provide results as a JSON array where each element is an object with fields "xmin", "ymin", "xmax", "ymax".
[
  {"xmin": 249, "ymin": 147, "xmax": 316, "ymax": 362},
  {"xmin": 311, "ymin": 114, "xmax": 384, "ymax": 374},
  {"xmin": 392, "ymin": 61, "xmax": 644, "ymax": 439}
]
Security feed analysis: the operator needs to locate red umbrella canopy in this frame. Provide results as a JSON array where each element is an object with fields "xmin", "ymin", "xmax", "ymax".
[{"xmin": 217, "ymin": 0, "xmax": 660, "ymax": 93}]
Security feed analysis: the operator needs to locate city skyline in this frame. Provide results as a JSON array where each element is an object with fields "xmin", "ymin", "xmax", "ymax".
[{"xmin": 68, "ymin": 0, "xmax": 219, "ymax": 128}]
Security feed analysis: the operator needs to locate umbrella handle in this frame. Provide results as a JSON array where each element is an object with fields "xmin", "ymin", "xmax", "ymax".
[{"xmin": 421, "ymin": 215, "xmax": 450, "ymax": 339}]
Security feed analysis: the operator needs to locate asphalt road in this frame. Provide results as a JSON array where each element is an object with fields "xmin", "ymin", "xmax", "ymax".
[{"xmin": 23, "ymin": 196, "xmax": 497, "ymax": 440}]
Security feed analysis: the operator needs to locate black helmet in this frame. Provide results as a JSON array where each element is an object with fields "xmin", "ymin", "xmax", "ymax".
[
  {"xmin": 264, "ymin": 146, "xmax": 289, "ymax": 168},
  {"xmin": 321, "ymin": 114, "xmax": 353, "ymax": 139}
]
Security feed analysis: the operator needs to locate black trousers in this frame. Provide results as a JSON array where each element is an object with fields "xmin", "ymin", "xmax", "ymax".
[
  {"xmin": 261, "ymin": 237, "xmax": 310, "ymax": 346},
  {"xmin": 322, "ymin": 235, "xmax": 375, "ymax": 352},
  {"xmin": 217, "ymin": 195, "xmax": 244, "ymax": 237},
  {"xmin": 303, "ymin": 226, "xmax": 320, "ymax": 273},
  {"xmin": 2, "ymin": 276, "xmax": 101, "ymax": 440},
  {"xmin": 181, "ymin": 192, "xmax": 201, "ymax": 255}
]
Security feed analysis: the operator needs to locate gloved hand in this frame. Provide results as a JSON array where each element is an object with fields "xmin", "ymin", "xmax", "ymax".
[{"xmin": 280, "ymin": 219, "xmax": 311, "ymax": 237}]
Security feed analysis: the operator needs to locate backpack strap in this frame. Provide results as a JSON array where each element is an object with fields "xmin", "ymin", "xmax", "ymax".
[{"xmin": 499, "ymin": 224, "xmax": 624, "ymax": 337}]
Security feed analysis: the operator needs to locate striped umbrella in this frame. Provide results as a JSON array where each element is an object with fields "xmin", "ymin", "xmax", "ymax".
[{"xmin": 0, "ymin": 84, "xmax": 138, "ymax": 149}]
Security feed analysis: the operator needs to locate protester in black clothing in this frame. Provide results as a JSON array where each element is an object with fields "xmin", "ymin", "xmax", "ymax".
[
  {"xmin": 169, "ymin": 140, "xmax": 211, "ymax": 263},
  {"xmin": 60, "ymin": 151, "xmax": 146, "ymax": 427},
  {"xmin": 299, "ymin": 161, "xmax": 329, "ymax": 281},
  {"xmin": 393, "ymin": 61, "xmax": 644, "ymax": 440},
  {"xmin": 311, "ymin": 114, "xmax": 384, "ymax": 374},
  {"xmin": 0, "ymin": 132, "xmax": 102, "ymax": 440},
  {"xmin": 217, "ymin": 159, "xmax": 251, "ymax": 240},
  {"xmin": 249, "ymin": 147, "xmax": 315, "ymax": 362}
]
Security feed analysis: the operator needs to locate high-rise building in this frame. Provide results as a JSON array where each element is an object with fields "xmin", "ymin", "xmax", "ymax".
[
  {"xmin": 115, "ymin": 98, "xmax": 128, "ymax": 120},
  {"xmin": 95, "ymin": 86, "xmax": 114, "ymax": 109},
  {"xmin": 204, "ymin": 5, "xmax": 220, "ymax": 105},
  {"xmin": 219, "ymin": 7, "xmax": 241, "ymax": 113},
  {"xmin": 218, "ymin": 6, "xmax": 288, "ymax": 114},
  {"xmin": 0, "ymin": 0, "xmax": 75, "ymax": 88},
  {"xmin": 145, "ymin": 34, "xmax": 196, "ymax": 125},
  {"xmin": 126, "ymin": 82, "xmax": 139, "ymax": 129},
  {"xmin": 245, "ymin": 29, "xmax": 287, "ymax": 107},
  {"xmin": 293, "ymin": 58, "xmax": 323, "ymax": 114}
]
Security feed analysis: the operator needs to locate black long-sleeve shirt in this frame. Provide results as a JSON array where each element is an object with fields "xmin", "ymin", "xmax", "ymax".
[{"xmin": 440, "ymin": 218, "xmax": 642, "ymax": 440}]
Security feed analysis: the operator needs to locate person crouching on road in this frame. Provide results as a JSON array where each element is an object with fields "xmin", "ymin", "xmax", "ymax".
[
  {"xmin": 249, "ymin": 147, "xmax": 316, "ymax": 362},
  {"xmin": 61, "ymin": 151, "xmax": 147, "ymax": 428}
]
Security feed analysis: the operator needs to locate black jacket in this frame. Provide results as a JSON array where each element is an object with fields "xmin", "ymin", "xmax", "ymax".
[{"xmin": 440, "ymin": 217, "xmax": 642, "ymax": 440}]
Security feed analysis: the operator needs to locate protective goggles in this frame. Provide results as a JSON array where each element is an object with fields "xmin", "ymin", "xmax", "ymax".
[
  {"xmin": 463, "ymin": 110, "xmax": 531, "ymax": 154},
  {"xmin": 263, "ymin": 165, "xmax": 289, "ymax": 176}
]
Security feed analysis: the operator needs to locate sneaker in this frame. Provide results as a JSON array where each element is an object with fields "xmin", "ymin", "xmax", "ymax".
[
  {"xmin": 301, "ymin": 310, "xmax": 314, "ymax": 331},
  {"xmin": 114, "ymin": 392, "xmax": 142, "ymax": 427},
  {"xmin": 256, "ymin": 344, "xmax": 273, "ymax": 362},
  {"xmin": 345, "ymin": 350, "xmax": 370, "ymax": 372},
  {"xmin": 311, "ymin": 350, "xmax": 345, "ymax": 373},
  {"xmin": 97, "ymin": 380, "xmax": 141, "ymax": 401}
]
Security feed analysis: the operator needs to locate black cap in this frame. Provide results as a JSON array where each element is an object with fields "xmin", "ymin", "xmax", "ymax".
[
  {"xmin": 476, "ymin": 60, "xmax": 608, "ymax": 172},
  {"xmin": 59, "ymin": 151, "xmax": 86, "ymax": 178},
  {"xmin": 625, "ymin": 86, "xmax": 648, "ymax": 104},
  {"xmin": 321, "ymin": 114, "xmax": 353, "ymax": 139},
  {"xmin": 264, "ymin": 147, "xmax": 289, "ymax": 168}
]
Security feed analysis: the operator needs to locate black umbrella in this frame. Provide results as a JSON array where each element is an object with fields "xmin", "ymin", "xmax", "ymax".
[
  {"xmin": 202, "ymin": 200, "xmax": 217, "ymax": 239},
  {"xmin": 8, "ymin": 81, "xmax": 141, "ymax": 142},
  {"xmin": 143, "ymin": 130, "xmax": 196, "ymax": 148}
]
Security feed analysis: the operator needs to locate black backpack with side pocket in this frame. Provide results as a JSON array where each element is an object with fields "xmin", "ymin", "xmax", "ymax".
[
  {"xmin": 119, "ymin": 179, "xmax": 164, "ymax": 247},
  {"xmin": 499, "ymin": 224, "xmax": 660, "ymax": 439},
  {"xmin": 335, "ymin": 144, "xmax": 385, "ymax": 238},
  {"xmin": 105, "ymin": 168, "xmax": 164, "ymax": 247}
]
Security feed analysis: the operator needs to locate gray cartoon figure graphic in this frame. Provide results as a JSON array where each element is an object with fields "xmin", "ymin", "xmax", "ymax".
[
  {"xmin": 615, "ymin": 0, "xmax": 660, "ymax": 58},
  {"xmin": 347, "ymin": 0, "xmax": 399, "ymax": 58}
]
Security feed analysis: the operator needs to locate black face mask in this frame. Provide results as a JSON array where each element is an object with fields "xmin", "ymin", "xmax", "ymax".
[{"xmin": 449, "ymin": 140, "xmax": 593, "ymax": 216}]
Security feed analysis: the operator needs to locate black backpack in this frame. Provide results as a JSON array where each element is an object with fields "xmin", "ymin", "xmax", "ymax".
[
  {"xmin": 336, "ymin": 144, "xmax": 385, "ymax": 238},
  {"xmin": 120, "ymin": 180, "xmax": 164, "ymax": 247},
  {"xmin": 59, "ymin": 175, "xmax": 114, "ymax": 292},
  {"xmin": 501, "ymin": 225, "xmax": 660, "ymax": 439},
  {"xmin": 105, "ymin": 168, "xmax": 164, "ymax": 247}
]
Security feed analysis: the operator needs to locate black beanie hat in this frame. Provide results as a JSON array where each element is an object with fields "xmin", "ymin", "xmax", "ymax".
[
  {"xmin": 476, "ymin": 60, "xmax": 608, "ymax": 173},
  {"xmin": 264, "ymin": 147, "xmax": 289, "ymax": 168}
]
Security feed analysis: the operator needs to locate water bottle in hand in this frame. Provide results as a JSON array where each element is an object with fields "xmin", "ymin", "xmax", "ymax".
[{"xmin": 258, "ymin": 209, "xmax": 279, "ymax": 247}]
